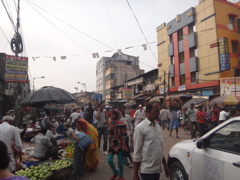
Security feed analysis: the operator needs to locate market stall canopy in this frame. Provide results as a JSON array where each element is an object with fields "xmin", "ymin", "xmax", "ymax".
[
  {"xmin": 209, "ymin": 95, "xmax": 240, "ymax": 106},
  {"xmin": 183, "ymin": 96, "xmax": 209, "ymax": 109},
  {"xmin": 124, "ymin": 100, "xmax": 136, "ymax": 107},
  {"xmin": 149, "ymin": 96, "xmax": 164, "ymax": 102},
  {"xmin": 20, "ymin": 86, "xmax": 76, "ymax": 106}
]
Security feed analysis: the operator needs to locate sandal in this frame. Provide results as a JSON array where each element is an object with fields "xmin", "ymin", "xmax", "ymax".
[{"xmin": 111, "ymin": 174, "xmax": 118, "ymax": 180}]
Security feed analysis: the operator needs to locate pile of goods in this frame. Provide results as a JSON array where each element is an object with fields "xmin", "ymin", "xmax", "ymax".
[
  {"xmin": 16, "ymin": 159, "xmax": 73, "ymax": 180},
  {"xmin": 64, "ymin": 142, "xmax": 74, "ymax": 159},
  {"xmin": 16, "ymin": 165, "xmax": 51, "ymax": 180},
  {"xmin": 165, "ymin": 96, "xmax": 182, "ymax": 110}
]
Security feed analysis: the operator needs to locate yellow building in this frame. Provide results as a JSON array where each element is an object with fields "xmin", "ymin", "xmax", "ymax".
[{"xmin": 157, "ymin": 0, "xmax": 240, "ymax": 96}]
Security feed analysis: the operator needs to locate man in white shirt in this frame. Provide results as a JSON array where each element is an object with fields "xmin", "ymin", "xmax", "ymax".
[
  {"xmin": 0, "ymin": 115, "xmax": 23, "ymax": 172},
  {"xmin": 133, "ymin": 101, "xmax": 170, "ymax": 180},
  {"xmin": 41, "ymin": 110, "xmax": 51, "ymax": 128},
  {"xmin": 70, "ymin": 109, "xmax": 80, "ymax": 129},
  {"xmin": 159, "ymin": 106, "xmax": 170, "ymax": 130},
  {"xmin": 219, "ymin": 107, "xmax": 229, "ymax": 123},
  {"xmin": 134, "ymin": 104, "xmax": 145, "ymax": 127},
  {"xmin": 31, "ymin": 128, "xmax": 58, "ymax": 160},
  {"xmin": 186, "ymin": 103, "xmax": 198, "ymax": 138},
  {"xmin": 93, "ymin": 107, "xmax": 99, "ymax": 128}
]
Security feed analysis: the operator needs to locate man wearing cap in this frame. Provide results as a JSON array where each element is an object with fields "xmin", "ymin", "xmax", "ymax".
[
  {"xmin": 0, "ymin": 115, "xmax": 23, "ymax": 172},
  {"xmin": 134, "ymin": 105, "xmax": 145, "ymax": 127}
]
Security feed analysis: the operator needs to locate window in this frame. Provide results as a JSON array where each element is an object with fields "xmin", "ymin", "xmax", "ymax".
[
  {"xmin": 178, "ymin": 29, "xmax": 183, "ymax": 41},
  {"xmin": 189, "ymin": 23, "xmax": 196, "ymax": 33},
  {"xmin": 191, "ymin": 72, "xmax": 197, "ymax": 83},
  {"xmin": 229, "ymin": 15, "xmax": 235, "ymax": 28},
  {"xmin": 169, "ymin": 35, "xmax": 173, "ymax": 43},
  {"xmin": 179, "ymin": 52, "xmax": 185, "ymax": 63},
  {"xmin": 170, "ymin": 56, "xmax": 174, "ymax": 64},
  {"xmin": 111, "ymin": 73, "xmax": 115, "ymax": 79},
  {"xmin": 208, "ymin": 122, "xmax": 240, "ymax": 154},
  {"xmin": 190, "ymin": 48, "xmax": 195, "ymax": 58},
  {"xmin": 180, "ymin": 75, "xmax": 186, "ymax": 85},
  {"xmin": 171, "ymin": 77, "xmax": 175, "ymax": 87},
  {"xmin": 232, "ymin": 41, "xmax": 238, "ymax": 54}
]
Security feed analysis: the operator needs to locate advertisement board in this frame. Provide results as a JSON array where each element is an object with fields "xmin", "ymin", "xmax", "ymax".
[
  {"xmin": 4, "ymin": 54, "xmax": 28, "ymax": 83},
  {"xmin": 220, "ymin": 77, "xmax": 240, "ymax": 96},
  {"xmin": 122, "ymin": 89, "xmax": 133, "ymax": 100},
  {"xmin": 218, "ymin": 37, "xmax": 230, "ymax": 71}
]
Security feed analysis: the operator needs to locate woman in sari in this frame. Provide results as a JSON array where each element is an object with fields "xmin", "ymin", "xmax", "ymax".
[{"xmin": 76, "ymin": 119, "xmax": 99, "ymax": 171}]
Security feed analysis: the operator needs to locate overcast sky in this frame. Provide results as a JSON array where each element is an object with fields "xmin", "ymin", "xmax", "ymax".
[{"xmin": 0, "ymin": 0, "xmax": 235, "ymax": 93}]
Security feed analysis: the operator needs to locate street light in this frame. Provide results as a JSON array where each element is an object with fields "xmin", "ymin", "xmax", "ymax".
[
  {"xmin": 77, "ymin": 82, "xmax": 86, "ymax": 91},
  {"xmin": 74, "ymin": 87, "xmax": 79, "ymax": 93},
  {"xmin": 33, "ymin": 76, "xmax": 45, "ymax": 91}
]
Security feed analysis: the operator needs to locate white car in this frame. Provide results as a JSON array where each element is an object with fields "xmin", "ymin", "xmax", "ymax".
[{"xmin": 168, "ymin": 117, "xmax": 240, "ymax": 180}]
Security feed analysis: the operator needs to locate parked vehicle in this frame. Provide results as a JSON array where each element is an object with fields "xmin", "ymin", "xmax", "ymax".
[{"xmin": 168, "ymin": 117, "xmax": 240, "ymax": 180}]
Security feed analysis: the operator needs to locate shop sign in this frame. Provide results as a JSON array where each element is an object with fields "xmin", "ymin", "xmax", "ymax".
[
  {"xmin": 122, "ymin": 89, "xmax": 133, "ymax": 100},
  {"xmin": 220, "ymin": 77, "xmax": 240, "ymax": 96},
  {"xmin": 218, "ymin": 37, "xmax": 230, "ymax": 71},
  {"xmin": 144, "ymin": 84, "xmax": 155, "ymax": 91},
  {"xmin": 178, "ymin": 85, "xmax": 186, "ymax": 92},
  {"xmin": 187, "ymin": 91, "xmax": 200, "ymax": 96}
]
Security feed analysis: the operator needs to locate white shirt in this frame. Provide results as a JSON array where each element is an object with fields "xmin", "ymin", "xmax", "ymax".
[
  {"xmin": 93, "ymin": 110, "xmax": 99, "ymax": 124},
  {"xmin": 219, "ymin": 110, "xmax": 228, "ymax": 121},
  {"xmin": 46, "ymin": 130, "xmax": 55, "ymax": 139},
  {"xmin": 133, "ymin": 118, "xmax": 164, "ymax": 174},
  {"xmin": 0, "ymin": 122, "xmax": 23, "ymax": 172},
  {"xmin": 121, "ymin": 114, "xmax": 133, "ymax": 136},
  {"xmin": 134, "ymin": 109, "xmax": 145, "ymax": 121}
]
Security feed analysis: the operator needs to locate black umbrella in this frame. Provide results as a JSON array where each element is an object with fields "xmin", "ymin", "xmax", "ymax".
[
  {"xmin": 20, "ymin": 86, "xmax": 76, "ymax": 106},
  {"xmin": 182, "ymin": 98, "xmax": 208, "ymax": 109}
]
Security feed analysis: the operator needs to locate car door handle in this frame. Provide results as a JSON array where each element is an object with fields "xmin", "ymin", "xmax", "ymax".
[{"xmin": 233, "ymin": 162, "xmax": 240, "ymax": 167}]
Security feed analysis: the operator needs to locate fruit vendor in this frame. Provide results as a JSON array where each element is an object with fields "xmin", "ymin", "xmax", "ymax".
[{"xmin": 30, "ymin": 128, "xmax": 58, "ymax": 161}]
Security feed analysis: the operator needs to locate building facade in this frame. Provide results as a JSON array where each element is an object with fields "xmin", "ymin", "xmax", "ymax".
[
  {"xmin": 157, "ymin": 0, "xmax": 240, "ymax": 97},
  {"xmin": 96, "ymin": 52, "xmax": 142, "ymax": 101}
]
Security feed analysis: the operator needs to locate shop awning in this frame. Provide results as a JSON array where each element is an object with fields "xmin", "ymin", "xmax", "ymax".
[{"xmin": 131, "ymin": 93, "xmax": 145, "ymax": 100}]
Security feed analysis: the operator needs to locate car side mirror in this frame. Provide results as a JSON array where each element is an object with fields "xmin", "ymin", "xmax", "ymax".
[{"xmin": 196, "ymin": 138, "xmax": 208, "ymax": 149}]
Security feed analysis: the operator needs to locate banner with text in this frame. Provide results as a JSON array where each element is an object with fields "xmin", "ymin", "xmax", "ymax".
[
  {"xmin": 4, "ymin": 55, "xmax": 28, "ymax": 83},
  {"xmin": 220, "ymin": 77, "xmax": 240, "ymax": 96},
  {"xmin": 122, "ymin": 89, "xmax": 133, "ymax": 100}
]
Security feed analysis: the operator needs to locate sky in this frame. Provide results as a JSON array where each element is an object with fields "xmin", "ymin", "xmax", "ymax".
[{"xmin": 0, "ymin": 0, "xmax": 236, "ymax": 93}]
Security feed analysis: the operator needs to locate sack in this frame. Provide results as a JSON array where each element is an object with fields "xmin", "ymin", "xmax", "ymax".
[{"xmin": 76, "ymin": 132, "xmax": 94, "ymax": 150}]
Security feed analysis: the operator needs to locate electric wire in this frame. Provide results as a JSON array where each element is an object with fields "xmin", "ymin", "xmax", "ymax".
[
  {"xmin": 26, "ymin": 0, "xmax": 116, "ymax": 51},
  {"xmin": 25, "ymin": 0, "xmax": 92, "ymax": 53},
  {"xmin": 1, "ymin": 0, "xmax": 17, "ymax": 32},
  {"xmin": 103, "ymin": 0, "xmax": 119, "ymax": 48},
  {"xmin": 0, "ymin": 27, "xmax": 10, "ymax": 43},
  {"xmin": 126, "ymin": 0, "xmax": 158, "ymax": 62}
]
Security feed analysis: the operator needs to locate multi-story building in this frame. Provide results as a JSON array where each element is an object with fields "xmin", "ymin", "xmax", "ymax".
[
  {"xmin": 157, "ymin": 0, "xmax": 240, "ymax": 97},
  {"xmin": 96, "ymin": 52, "xmax": 142, "ymax": 101}
]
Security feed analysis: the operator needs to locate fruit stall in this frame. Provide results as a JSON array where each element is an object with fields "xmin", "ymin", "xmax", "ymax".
[{"xmin": 16, "ymin": 141, "xmax": 75, "ymax": 180}]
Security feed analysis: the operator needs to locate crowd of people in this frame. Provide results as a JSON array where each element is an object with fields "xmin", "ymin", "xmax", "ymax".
[
  {"xmin": 159, "ymin": 103, "xmax": 239, "ymax": 139},
  {"xmin": 2, "ymin": 100, "xmax": 237, "ymax": 180}
]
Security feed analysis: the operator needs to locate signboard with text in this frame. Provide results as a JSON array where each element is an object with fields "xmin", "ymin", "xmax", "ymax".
[
  {"xmin": 218, "ymin": 37, "xmax": 230, "ymax": 71},
  {"xmin": 220, "ymin": 77, "xmax": 240, "ymax": 96},
  {"xmin": 122, "ymin": 89, "xmax": 133, "ymax": 100},
  {"xmin": 4, "ymin": 54, "xmax": 28, "ymax": 83}
]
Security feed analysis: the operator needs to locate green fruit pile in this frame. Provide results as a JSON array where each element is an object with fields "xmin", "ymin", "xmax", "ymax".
[
  {"xmin": 16, "ymin": 165, "xmax": 51, "ymax": 180},
  {"xmin": 49, "ymin": 159, "xmax": 72, "ymax": 170}
]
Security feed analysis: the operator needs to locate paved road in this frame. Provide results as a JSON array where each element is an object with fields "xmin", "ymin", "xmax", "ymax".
[{"xmin": 81, "ymin": 127, "xmax": 191, "ymax": 180}]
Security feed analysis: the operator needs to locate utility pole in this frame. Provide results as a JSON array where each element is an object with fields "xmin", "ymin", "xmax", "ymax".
[{"xmin": 167, "ymin": 71, "xmax": 170, "ymax": 96}]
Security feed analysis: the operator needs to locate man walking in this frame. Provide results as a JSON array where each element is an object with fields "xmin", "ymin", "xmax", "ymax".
[
  {"xmin": 134, "ymin": 105, "xmax": 145, "ymax": 127},
  {"xmin": 159, "ymin": 106, "xmax": 170, "ymax": 130},
  {"xmin": 41, "ymin": 110, "xmax": 51, "ymax": 128},
  {"xmin": 70, "ymin": 108, "xmax": 80, "ymax": 129},
  {"xmin": 133, "ymin": 101, "xmax": 170, "ymax": 180},
  {"xmin": 0, "ymin": 115, "xmax": 23, "ymax": 172},
  {"xmin": 85, "ymin": 103, "xmax": 94, "ymax": 124},
  {"xmin": 96, "ymin": 104, "xmax": 108, "ymax": 155},
  {"xmin": 186, "ymin": 103, "xmax": 197, "ymax": 138}
]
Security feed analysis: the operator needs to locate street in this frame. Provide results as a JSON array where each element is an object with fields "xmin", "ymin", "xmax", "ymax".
[{"xmin": 80, "ymin": 127, "xmax": 191, "ymax": 180}]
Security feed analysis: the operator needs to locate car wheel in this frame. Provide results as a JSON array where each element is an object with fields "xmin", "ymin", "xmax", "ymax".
[{"xmin": 170, "ymin": 161, "xmax": 188, "ymax": 180}]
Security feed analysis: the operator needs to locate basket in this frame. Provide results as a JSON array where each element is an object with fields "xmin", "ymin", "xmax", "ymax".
[{"xmin": 49, "ymin": 164, "xmax": 73, "ymax": 180}]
